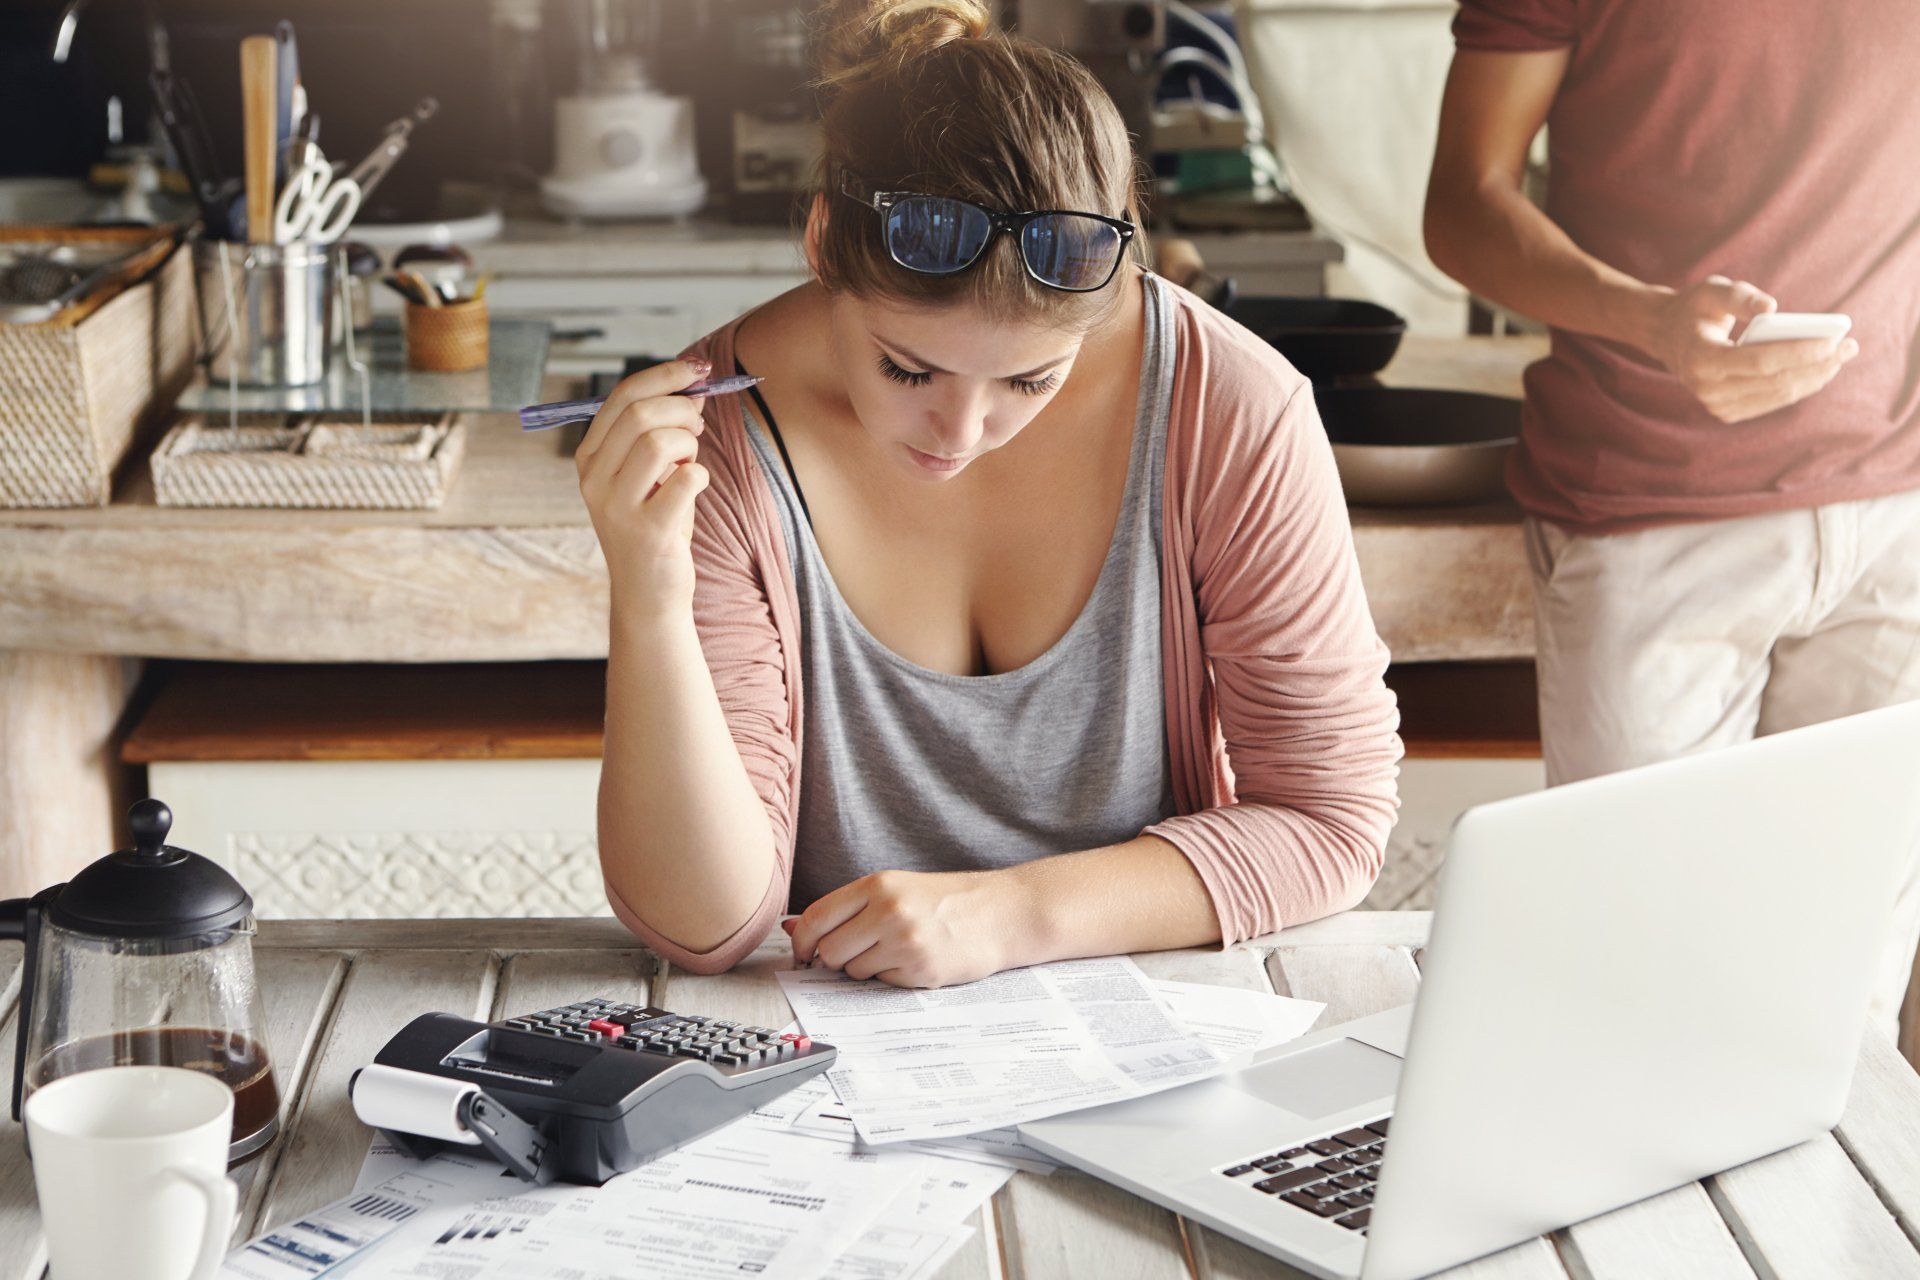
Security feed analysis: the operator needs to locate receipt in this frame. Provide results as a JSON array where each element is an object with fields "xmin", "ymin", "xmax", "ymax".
[{"xmin": 777, "ymin": 956, "xmax": 1226, "ymax": 1144}]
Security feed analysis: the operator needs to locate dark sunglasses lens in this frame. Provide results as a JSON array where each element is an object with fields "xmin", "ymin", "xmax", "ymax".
[
  {"xmin": 885, "ymin": 197, "xmax": 993, "ymax": 274},
  {"xmin": 1021, "ymin": 214, "xmax": 1124, "ymax": 290}
]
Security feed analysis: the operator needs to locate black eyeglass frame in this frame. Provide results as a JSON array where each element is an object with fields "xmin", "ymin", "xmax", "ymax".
[{"xmin": 839, "ymin": 171, "xmax": 1137, "ymax": 294}]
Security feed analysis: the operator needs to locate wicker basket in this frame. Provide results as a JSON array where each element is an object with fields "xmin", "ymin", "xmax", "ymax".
[
  {"xmin": 151, "ymin": 414, "xmax": 467, "ymax": 510},
  {"xmin": 405, "ymin": 298, "xmax": 489, "ymax": 372},
  {"xmin": 0, "ymin": 233, "xmax": 199, "ymax": 507}
]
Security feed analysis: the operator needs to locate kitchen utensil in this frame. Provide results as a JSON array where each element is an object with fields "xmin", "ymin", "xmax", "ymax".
[
  {"xmin": 340, "ymin": 98, "xmax": 439, "ymax": 207},
  {"xmin": 0, "ymin": 231, "xmax": 179, "ymax": 325},
  {"xmin": 1314, "ymin": 385, "xmax": 1519, "ymax": 506},
  {"xmin": 400, "ymin": 268, "xmax": 441, "ymax": 307},
  {"xmin": 26, "ymin": 1067, "xmax": 239, "ymax": 1280},
  {"xmin": 272, "ymin": 143, "xmax": 362, "ymax": 244},
  {"xmin": 273, "ymin": 20, "xmax": 300, "ymax": 190},
  {"xmin": 520, "ymin": 375, "xmax": 765, "ymax": 431},
  {"xmin": 1227, "ymin": 296, "xmax": 1408, "ymax": 381},
  {"xmin": 193, "ymin": 237, "xmax": 333, "ymax": 387},
  {"xmin": 0, "ymin": 798, "xmax": 279, "ymax": 1162},
  {"xmin": 149, "ymin": 69, "xmax": 233, "ymax": 236},
  {"xmin": 239, "ymin": 35, "xmax": 277, "ymax": 246}
]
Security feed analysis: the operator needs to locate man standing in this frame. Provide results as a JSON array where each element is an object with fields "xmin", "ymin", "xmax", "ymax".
[{"xmin": 1424, "ymin": 0, "xmax": 1920, "ymax": 1038}]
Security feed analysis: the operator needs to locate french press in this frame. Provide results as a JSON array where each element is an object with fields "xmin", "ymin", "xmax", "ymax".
[{"xmin": 0, "ymin": 798, "xmax": 280, "ymax": 1162}]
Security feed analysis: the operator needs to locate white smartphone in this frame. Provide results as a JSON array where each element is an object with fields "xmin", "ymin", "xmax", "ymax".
[{"xmin": 1738, "ymin": 312, "xmax": 1852, "ymax": 345}]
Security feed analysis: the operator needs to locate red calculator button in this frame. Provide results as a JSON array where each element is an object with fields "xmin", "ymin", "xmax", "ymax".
[{"xmin": 586, "ymin": 1019, "xmax": 620, "ymax": 1036}]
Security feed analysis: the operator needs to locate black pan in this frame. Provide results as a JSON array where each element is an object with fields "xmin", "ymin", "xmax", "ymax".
[
  {"xmin": 1226, "ymin": 296, "xmax": 1409, "ymax": 381},
  {"xmin": 1314, "ymin": 386, "xmax": 1521, "ymax": 506}
]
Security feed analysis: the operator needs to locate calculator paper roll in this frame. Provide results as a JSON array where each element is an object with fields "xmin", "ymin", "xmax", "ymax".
[{"xmin": 352, "ymin": 1064, "xmax": 483, "ymax": 1145}]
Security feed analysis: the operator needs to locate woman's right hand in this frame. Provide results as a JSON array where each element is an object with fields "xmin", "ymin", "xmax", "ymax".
[{"xmin": 576, "ymin": 357, "xmax": 714, "ymax": 615}]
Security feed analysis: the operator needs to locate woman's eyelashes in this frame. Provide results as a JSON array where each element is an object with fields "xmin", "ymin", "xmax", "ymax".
[
  {"xmin": 876, "ymin": 352, "xmax": 933, "ymax": 387},
  {"xmin": 875, "ymin": 352, "xmax": 1062, "ymax": 397}
]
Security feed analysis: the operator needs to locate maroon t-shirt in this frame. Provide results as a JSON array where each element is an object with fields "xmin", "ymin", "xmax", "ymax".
[{"xmin": 1455, "ymin": 0, "xmax": 1920, "ymax": 533}]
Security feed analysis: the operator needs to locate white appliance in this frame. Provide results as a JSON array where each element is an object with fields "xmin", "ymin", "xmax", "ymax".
[
  {"xmin": 1020, "ymin": 700, "xmax": 1920, "ymax": 1280},
  {"xmin": 541, "ymin": 0, "xmax": 705, "ymax": 220}
]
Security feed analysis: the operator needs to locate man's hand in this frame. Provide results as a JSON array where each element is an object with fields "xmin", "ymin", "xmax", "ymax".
[
  {"xmin": 1644, "ymin": 276, "xmax": 1859, "ymax": 424},
  {"xmin": 784, "ymin": 869, "xmax": 1036, "ymax": 989}
]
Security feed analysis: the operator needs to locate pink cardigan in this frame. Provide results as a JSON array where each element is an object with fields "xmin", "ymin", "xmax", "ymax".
[{"xmin": 607, "ymin": 283, "xmax": 1403, "ymax": 972}]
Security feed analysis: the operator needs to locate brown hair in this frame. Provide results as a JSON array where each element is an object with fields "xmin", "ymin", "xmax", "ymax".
[{"xmin": 807, "ymin": 0, "xmax": 1148, "ymax": 331}]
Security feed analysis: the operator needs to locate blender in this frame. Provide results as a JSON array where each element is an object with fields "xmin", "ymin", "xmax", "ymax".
[{"xmin": 541, "ymin": 0, "xmax": 707, "ymax": 220}]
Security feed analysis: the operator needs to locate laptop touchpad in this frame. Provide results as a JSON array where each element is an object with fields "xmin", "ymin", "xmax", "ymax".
[{"xmin": 1227, "ymin": 1037, "xmax": 1404, "ymax": 1120}]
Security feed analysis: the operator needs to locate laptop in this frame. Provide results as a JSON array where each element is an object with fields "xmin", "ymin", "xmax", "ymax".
[{"xmin": 1020, "ymin": 700, "xmax": 1920, "ymax": 1280}]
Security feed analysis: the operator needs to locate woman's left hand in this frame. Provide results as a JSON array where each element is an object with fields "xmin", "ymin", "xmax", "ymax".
[{"xmin": 785, "ymin": 869, "xmax": 1034, "ymax": 988}]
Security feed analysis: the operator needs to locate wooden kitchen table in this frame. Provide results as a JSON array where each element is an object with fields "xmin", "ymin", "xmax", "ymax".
[{"xmin": 1, "ymin": 910, "xmax": 1916, "ymax": 1279}]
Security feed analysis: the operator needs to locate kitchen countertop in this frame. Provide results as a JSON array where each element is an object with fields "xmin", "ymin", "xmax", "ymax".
[
  {"xmin": 0, "ymin": 334, "xmax": 1544, "ymax": 664},
  {"xmin": 475, "ymin": 211, "xmax": 1344, "ymax": 278},
  {"xmin": 2, "ymin": 911, "xmax": 1911, "ymax": 1280}
]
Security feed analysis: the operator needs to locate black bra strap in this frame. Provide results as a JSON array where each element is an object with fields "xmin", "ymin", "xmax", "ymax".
[{"xmin": 734, "ymin": 356, "xmax": 812, "ymax": 529}]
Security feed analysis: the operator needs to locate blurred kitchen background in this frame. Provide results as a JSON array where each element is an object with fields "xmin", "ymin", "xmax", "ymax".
[
  {"xmin": 0, "ymin": 0, "xmax": 1551, "ymax": 951},
  {"xmin": 0, "ymin": 0, "xmax": 1491, "ymax": 342}
]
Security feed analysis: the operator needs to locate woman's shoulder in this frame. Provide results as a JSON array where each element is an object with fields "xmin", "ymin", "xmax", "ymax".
[{"xmin": 1161, "ymin": 280, "xmax": 1321, "ymax": 469}]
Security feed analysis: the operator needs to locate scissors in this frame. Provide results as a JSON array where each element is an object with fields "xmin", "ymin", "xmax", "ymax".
[{"xmin": 272, "ymin": 139, "xmax": 361, "ymax": 244}]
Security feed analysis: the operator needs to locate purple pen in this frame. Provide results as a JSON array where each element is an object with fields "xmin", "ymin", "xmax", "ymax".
[{"xmin": 519, "ymin": 374, "xmax": 765, "ymax": 432}]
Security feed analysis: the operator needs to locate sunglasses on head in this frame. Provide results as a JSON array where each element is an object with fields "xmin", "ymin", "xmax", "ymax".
[{"xmin": 839, "ymin": 171, "xmax": 1136, "ymax": 293}]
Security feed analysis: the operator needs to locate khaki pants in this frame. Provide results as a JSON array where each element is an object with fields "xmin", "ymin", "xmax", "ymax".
[{"xmin": 1526, "ymin": 487, "xmax": 1920, "ymax": 1040}]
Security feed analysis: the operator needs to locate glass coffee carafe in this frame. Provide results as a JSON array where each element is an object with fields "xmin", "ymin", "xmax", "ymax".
[{"xmin": 1, "ymin": 798, "xmax": 279, "ymax": 1162}]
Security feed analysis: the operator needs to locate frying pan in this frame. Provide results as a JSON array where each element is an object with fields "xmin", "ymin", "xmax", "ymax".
[
  {"xmin": 1315, "ymin": 385, "xmax": 1521, "ymax": 506},
  {"xmin": 1227, "ymin": 296, "xmax": 1408, "ymax": 381}
]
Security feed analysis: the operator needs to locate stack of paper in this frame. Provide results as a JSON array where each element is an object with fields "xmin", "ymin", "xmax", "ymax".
[
  {"xmin": 220, "ymin": 961, "xmax": 1323, "ymax": 1280},
  {"xmin": 775, "ymin": 956, "xmax": 1321, "ymax": 1146}
]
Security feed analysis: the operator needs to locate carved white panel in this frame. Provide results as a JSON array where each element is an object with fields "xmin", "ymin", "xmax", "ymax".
[{"xmin": 230, "ymin": 830, "xmax": 611, "ymax": 919}]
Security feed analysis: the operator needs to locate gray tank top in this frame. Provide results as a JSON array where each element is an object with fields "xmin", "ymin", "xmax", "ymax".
[{"xmin": 744, "ymin": 274, "xmax": 1177, "ymax": 909}]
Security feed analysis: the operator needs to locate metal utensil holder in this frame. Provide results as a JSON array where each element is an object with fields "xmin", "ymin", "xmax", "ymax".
[{"xmin": 193, "ymin": 238, "xmax": 333, "ymax": 392}]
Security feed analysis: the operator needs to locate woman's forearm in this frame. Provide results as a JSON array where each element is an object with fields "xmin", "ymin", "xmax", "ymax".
[
  {"xmin": 599, "ymin": 601, "xmax": 779, "ymax": 953},
  {"xmin": 998, "ymin": 836, "xmax": 1221, "ymax": 967}
]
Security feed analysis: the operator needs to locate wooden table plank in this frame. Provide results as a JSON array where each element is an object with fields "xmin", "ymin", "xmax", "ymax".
[
  {"xmin": 491, "ymin": 947, "xmax": 656, "ymax": 1022},
  {"xmin": 250, "ymin": 948, "xmax": 500, "ymax": 1237},
  {"xmin": 996, "ymin": 1169, "xmax": 1195, "ymax": 1280},
  {"xmin": 1265, "ymin": 943, "xmax": 1420, "ymax": 1027},
  {"xmin": 1709, "ymin": 1133, "xmax": 1920, "ymax": 1278},
  {"xmin": 1837, "ymin": 1028, "xmax": 1920, "ymax": 1249},
  {"xmin": 1556, "ymin": 1183, "xmax": 1755, "ymax": 1280},
  {"xmin": 1133, "ymin": 945, "xmax": 1275, "ymax": 992},
  {"xmin": 0, "ymin": 955, "xmax": 38, "ymax": 1280},
  {"xmin": 231, "ymin": 949, "xmax": 350, "ymax": 1240}
]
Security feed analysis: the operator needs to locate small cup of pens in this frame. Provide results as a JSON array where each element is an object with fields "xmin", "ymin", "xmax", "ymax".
[{"xmin": 386, "ymin": 248, "xmax": 490, "ymax": 373}]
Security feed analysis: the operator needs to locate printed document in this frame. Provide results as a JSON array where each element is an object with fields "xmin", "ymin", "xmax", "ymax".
[{"xmin": 777, "ymin": 956, "xmax": 1226, "ymax": 1143}]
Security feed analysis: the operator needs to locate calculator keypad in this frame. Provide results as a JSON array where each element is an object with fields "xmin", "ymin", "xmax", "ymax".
[{"xmin": 508, "ymin": 999, "xmax": 806, "ymax": 1068}]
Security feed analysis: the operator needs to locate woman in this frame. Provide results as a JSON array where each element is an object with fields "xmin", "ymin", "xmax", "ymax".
[{"xmin": 580, "ymin": 0, "xmax": 1401, "ymax": 987}]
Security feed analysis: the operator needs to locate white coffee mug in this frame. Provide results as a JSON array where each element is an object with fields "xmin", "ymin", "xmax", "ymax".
[{"xmin": 25, "ymin": 1065, "xmax": 239, "ymax": 1280}]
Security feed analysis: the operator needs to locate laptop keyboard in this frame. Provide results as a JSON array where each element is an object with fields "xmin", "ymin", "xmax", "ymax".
[{"xmin": 1218, "ymin": 1118, "xmax": 1390, "ymax": 1234}]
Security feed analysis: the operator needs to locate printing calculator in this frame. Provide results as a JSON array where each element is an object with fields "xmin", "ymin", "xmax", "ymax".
[{"xmin": 349, "ymin": 996, "xmax": 836, "ymax": 1186}]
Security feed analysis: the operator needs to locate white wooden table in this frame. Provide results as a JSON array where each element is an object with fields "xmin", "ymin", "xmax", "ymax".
[{"xmin": 3, "ymin": 910, "xmax": 1914, "ymax": 1279}]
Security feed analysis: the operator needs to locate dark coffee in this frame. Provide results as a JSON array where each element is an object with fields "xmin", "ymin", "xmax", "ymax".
[{"xmin": 31, "ymin": 1026, "xmax": 279, "ymax": 1152}]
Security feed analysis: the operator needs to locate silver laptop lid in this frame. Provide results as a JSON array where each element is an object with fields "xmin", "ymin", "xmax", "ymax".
[{"xmin": 1363, "ymin": 701, "xmax": 1920, "ymax": 1280}]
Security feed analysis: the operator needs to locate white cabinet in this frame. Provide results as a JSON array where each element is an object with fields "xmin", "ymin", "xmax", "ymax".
[{"xmin": 150, "ymin": 758, "xmax": 610, "ymax": 920}]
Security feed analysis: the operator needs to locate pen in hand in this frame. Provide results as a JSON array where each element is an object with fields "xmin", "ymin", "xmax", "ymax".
[{"xmin": 519, "ymin": 374, "xmax": 765, "ymax": 432}]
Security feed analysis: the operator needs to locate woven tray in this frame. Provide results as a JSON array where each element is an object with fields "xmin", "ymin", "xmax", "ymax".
[{"xmin": 151, "ymin": 414, "xmax": 466, "ymax": 510}]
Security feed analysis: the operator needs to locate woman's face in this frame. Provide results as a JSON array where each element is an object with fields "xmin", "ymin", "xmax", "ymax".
[{"xmin": 826, "ymin": 291, "xmax": 1085, "ymax": 481}]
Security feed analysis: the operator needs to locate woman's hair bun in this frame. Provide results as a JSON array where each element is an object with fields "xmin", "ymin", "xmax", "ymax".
[{"xmin": 812, "ymin": 0, "xmax": 992, "ymax": 92}]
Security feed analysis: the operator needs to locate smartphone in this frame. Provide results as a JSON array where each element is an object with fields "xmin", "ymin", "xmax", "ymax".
[{"xmin": 1738, "ymin": 312, "xmax": 1852, "ymax": 345}]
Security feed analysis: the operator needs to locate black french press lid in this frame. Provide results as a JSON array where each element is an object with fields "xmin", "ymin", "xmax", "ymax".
[{"xmin": 47, "ymin": 798, "xmax": 254, "ymax": 939}]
